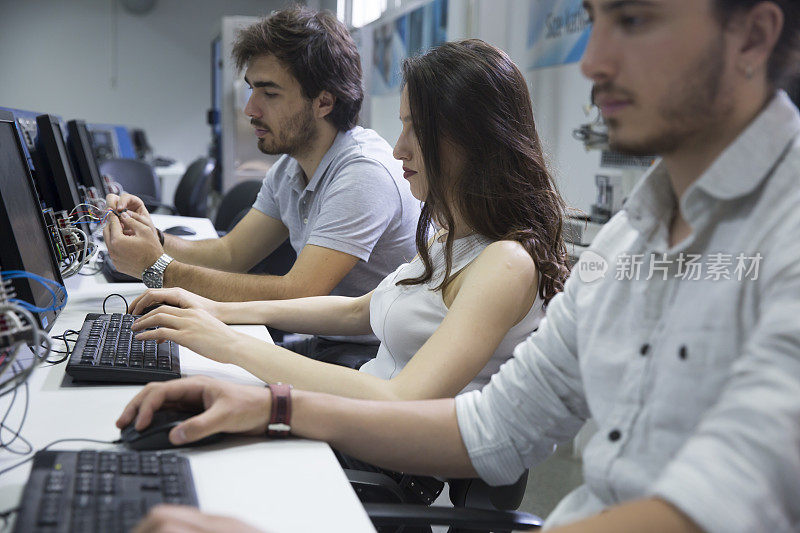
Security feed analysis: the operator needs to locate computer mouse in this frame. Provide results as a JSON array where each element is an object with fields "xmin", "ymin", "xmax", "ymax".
[
  {"xmin": 139, "ymin": 304, "xmax": 163, "ymax": 315},
  {"xmin": 120, "ymin": 409, "xmax": 224, "ymax": 451},
  {"xmin": 163, "ymin": 225, "xmax": 196, "ymax": 236}
]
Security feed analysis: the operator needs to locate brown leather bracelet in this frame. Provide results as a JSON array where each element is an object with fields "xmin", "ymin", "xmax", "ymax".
[{"xmin": 266, "ymin": 383, "xmax": 293, "ymax": 438}]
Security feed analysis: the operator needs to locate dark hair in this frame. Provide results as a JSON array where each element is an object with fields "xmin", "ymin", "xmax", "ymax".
[
  {"xmin": 714, "ymin": 0, "xmax": 800, "ymax": 88},
  {"xmin": 397, "ymin": 39, "xmax": 570, "ymax": 306},
  {"xmin": 232, "ymin": 6, "xmax": 363, "ymax": 130}
]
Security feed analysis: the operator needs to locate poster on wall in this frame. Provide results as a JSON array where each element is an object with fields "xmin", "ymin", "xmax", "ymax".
[
  {"xmin": 527, "ymin": 0, "xmax": 591, "ymax": 70},
  {"xmin": 371, "ymin": 0, "xmax": 447, "ymax": 96}
]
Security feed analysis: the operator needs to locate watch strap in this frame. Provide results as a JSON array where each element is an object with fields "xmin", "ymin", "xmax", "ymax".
[
  {"xmin": 156, "ymin": 228, "xmax": 165, "ymax": 246},
  {"xmin": 266, "ymin": 383, "xmax": 293, "ymax": 438},
  {"xmin": 143, "ymin": 253, "xmax": 174, "ymax": 288}
]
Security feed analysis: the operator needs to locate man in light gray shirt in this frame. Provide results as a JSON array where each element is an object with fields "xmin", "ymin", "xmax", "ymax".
[
  {"xmin": 251, "ymin": 125, "xmax": 418, "ymax": 348},
  {"xmin": 104, "ymin": 8, "xmax": 418, "ymax": 365},
  {"xmin": 121, "ymin": 1, "xmax": 800, "ymax": 532}
]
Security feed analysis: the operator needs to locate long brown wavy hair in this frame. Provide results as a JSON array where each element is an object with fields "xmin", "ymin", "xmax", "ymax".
[{"xmin": 397, "ymin": 39, "xmax": 570, "ymax": 305}]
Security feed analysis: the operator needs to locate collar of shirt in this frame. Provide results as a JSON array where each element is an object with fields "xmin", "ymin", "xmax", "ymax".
[
  {"xmin": 287, "ymin": 128, "xmax": 352, "ymax": 194},
  {"xmin": 622, "ymin": 90, "xmax": 800, "ymax": 251}
]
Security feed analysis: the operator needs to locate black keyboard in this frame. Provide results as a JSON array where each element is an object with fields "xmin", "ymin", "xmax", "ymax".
[
  {"xmin": 66, "ymin": 313, "xmax": 181, "ymax": 383},
  {"xmin": 13, "ymin": 449, "xmax": 198, "ymax": 533}
]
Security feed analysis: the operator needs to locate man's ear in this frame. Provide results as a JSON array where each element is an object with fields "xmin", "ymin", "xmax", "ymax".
[
  {"xmin": 735, "ymin": 2, "xmax": 784, "ymax": 81},
  {"xmin": 314, "ymin": 90, "xmax": 336, "ymax": 119}
]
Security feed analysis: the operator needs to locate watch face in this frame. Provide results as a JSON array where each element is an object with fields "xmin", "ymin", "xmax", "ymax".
[{"xmin": 143, "ymin": 269, "xmax": 161, "ymax": 288}]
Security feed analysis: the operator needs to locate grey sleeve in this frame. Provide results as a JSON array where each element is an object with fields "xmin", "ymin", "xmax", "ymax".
[
  {"xmin": 251, "ymin": 167, "xmax": 280, "ymax": 220},
  {"xmin": 651, "ymin": 236, "xmax": 800, "ymax": 533},
  {"xmin": 306, "ymin": 159, "xmax": 401, "ymax": 262},
  {"xmin": 455, "ymin": 274, "xmax": 590, "ymax": 486}
]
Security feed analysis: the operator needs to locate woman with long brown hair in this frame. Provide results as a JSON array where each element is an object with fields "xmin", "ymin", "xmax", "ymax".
[{"xmin": 128, "ymin": 39, "xmax": 568, "ymax": 415}]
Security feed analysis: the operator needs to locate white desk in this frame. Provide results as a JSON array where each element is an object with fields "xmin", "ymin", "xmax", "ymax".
[
  {"xmin": 150, "ymin": 213, "xmax": 215, "ymax": 239},
  {"xmin": 0, "ymin": 214, "xmax": 375, "ymax": 532}
]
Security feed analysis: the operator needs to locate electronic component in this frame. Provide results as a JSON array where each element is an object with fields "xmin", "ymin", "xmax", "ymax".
[
  {"xmin": 0, "ymin": 110, "xmax": 67, "ymax": 331},
  {"xmin": 41, "ymin": 208, "xmax": 68, "ymax": 263},
  {"xmin": 0, "ymin": 275, "xmax": 34, "ymax": 352},
  {"xmin": 0, "ymin": 271, "xmax": 50, "ymax": 396}
]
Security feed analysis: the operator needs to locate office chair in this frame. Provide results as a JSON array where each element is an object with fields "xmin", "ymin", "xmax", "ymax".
[
  {"xmin": 173, "ymin": 157, "xmax": 215, "ymax": 218},
  {"xmin": 214, "ymin": 179, "xmax": 263, "ymax": 233},
  {"xmin": 99, "ymin": 158, "xmax": 174, "ymax": 213},
  {"xmin": 213, "ymin": 179, "xmax": 296, "ymax": 275},
  {"xmin": 214, "ymin": 179, "xmax": 296, "ymax": 342},
  {"xmin": 347, "ymin": 469, "xmax": 541, "ymax": 533}
]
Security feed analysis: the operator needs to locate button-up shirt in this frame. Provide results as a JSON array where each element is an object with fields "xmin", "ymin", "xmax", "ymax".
[{"xmin": 455, "ymin": 91, "xmax": 800, "ymax": 532}]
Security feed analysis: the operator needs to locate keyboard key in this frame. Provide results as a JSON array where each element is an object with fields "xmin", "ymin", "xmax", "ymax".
[
  {"xmin": 75, "ymin": 472, "xmax": 94, "ymax": 493},
  {"xmin": 73, "ymin": 493, "xmax": 93, "ymax": 508},
  {"xmin": 45, "ymin": 471, "xmax": 66, "ymax": 493},
  {"xmin": 99, "ymin": 472, "xmax": 116, "ymax": 494}
]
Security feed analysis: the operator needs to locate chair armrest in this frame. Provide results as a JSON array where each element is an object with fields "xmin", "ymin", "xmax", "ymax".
[
  {"xmin": 363, "ymin": 503, "xmax": 542, "ymax": 531},
  {"xmin": 345, "ymin": 469, "xmax": 408, "ymax": 504}
]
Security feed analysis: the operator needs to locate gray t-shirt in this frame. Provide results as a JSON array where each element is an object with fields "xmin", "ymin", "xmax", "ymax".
[{"xmin": 253, "ymin": 126, "xmax": 420, "ymax": 343}]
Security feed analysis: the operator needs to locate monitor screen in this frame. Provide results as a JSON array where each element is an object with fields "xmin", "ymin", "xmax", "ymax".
[
  {"xmin": 34, "ymin": 114, "xmax": 83, "ymax": 215},
  {"xmin": 131, "ymin": 128, "xmax": 151, "ymax": 160},
  {"xmin": 67, "ymin": 119, "xmax": 106, "ymax": 194},
  {"xmin": 90, "ymin": 129, "xmax": 116, "ymax": 161},
  {"xmin": 0, "ymin": 112, "xmax": 66, "ymax": 331}
]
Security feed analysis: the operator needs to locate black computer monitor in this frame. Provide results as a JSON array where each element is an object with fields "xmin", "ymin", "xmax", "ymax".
[
  {"xmin": 0, "ymin": 111, "xmax": 66, "ymax": 331},
  {"xmin": 34, "ymin": 114, "xmax": 83, "ymax": 215},
  {"xmin": 67, "ymin": 119, "xmax": 107, "ymax": 195},
  {"xmin": 90, "ymin": 129, "xmax": 116, "ymax": 161},
  {"xmin": 131, "ymin": 128, "xmax": 151, "ymax": 160}
]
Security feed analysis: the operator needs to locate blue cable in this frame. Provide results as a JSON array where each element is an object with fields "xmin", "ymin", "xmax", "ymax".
[{"xmin": 2, "ymin": 271, "xmax": 67, "ymax": 312}]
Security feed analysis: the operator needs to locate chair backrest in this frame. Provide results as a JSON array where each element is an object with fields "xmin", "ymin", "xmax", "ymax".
[
  {"xmin": 99, "ymin": 158, "xmax": 160, "ymax": 208},
  {"xmin": 448, "ymin": 471, "xmax": 529, "ymax": 511},
  {"xmin": 214, "ymin": 179, "xmax": 263, "ymax": 232},
  {"xmin": 173, "ymin": 157, "xmax": 214, "ymax": 218}
]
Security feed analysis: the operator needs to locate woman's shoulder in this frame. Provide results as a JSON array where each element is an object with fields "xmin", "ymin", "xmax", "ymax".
[{"xmin": 470, "ymin": 240, "xmax": 538, "ymax": 280}]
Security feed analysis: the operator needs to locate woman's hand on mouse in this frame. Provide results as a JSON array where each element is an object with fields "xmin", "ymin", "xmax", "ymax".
[
  {"xmin": 133, "ymin": 504, "xmax": 266, "ymax": 533},
  {"xmin": 116, "ymin": 376, "xmax": 271, "ymax": 445},
  {"xmin": 129, "ymin": 287, "xmax": 223, "ymax": 319},
  {"xmin": 131, "ymin": 306, "xmax": 249, "ymax": 365}
]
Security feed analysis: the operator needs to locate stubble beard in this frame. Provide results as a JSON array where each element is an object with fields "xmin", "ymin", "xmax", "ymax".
[
  {"xmin": 256, "ymin": 103, "xmax": 317, "ymax": 157},
  {"xmin": 607, "ymin": 33, "xmax": 734, "ymax": 157}
]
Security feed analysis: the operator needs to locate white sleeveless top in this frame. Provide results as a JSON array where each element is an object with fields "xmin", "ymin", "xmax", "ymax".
[{"xmin": 360, "ymin": 233, "xmax": 545, "ymax": 394}]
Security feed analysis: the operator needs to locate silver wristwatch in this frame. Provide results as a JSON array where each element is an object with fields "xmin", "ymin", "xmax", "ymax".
[{"xmin": 142, "ymin": 253, "xmax": 174, "ymax": 288}]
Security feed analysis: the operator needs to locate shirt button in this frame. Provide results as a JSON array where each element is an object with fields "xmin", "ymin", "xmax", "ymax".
[
  {"xmin": 679, "ymin": 345, "xmax": 688, "ymax": 360},
  {"xmin": 608, "ymin": 429, "xmax": 622, "ymax": 442},
  {"xmin": 640, "ymin": 344, "xmax": 650, "ymax": 356},
  {"xmin": 303, "ymin": 218, "xmax": 308, "ymax": 224}
]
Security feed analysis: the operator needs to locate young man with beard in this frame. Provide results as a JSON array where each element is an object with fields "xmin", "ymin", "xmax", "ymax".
[
  {"xmin": 104, "ymin": 8, "xmax": 419, "ymax": 364},
  {"xmin": 126, "ymin": 1, "xmax": 800, "ymax": 531}
]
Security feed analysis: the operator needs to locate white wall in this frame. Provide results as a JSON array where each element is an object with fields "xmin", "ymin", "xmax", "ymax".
[
  {"xmin": 0, "ymin": 0, "xmax": 290, "ymax": 165},
  {"xmin": 362, "ymin": 0, "xmax": 600, "ymax": 214}
]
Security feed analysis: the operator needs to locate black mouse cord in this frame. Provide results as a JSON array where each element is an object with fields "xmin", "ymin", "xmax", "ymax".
[
  {"xmin": 0, "ymin": 436, "xmax": 121, "ymax": 477},
  {"xmin": 102, "ymin": 293, "xmax": 129, "ymax": 314}
]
